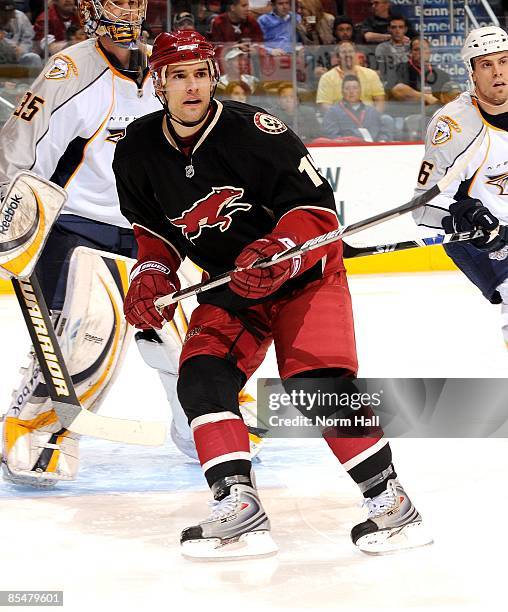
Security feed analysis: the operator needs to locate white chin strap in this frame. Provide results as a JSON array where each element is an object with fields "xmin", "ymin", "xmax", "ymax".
[{"xmin": 473, "ymin": 91, "xmax": 508, "ymax": 115}]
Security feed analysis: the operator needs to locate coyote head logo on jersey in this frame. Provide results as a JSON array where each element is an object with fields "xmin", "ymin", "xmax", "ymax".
[
  {"xmin": 486, "ymin": 172, "xmax": 508, "ymax": 196},
  {"xmin": 170, "ymin": 187, "xmax": 251, "ymax": 242}
]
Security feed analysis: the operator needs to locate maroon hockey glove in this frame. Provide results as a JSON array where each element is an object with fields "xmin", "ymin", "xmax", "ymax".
[
  {"xmin": 230, "ymin": 233, "xmax": 303, "ymax": 299},
  {"xmin": 124, "ymin": 259, "xmax": 180, "ymax": 329}
]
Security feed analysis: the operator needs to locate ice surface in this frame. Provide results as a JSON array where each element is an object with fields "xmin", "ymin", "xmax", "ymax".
[{"xmin": 0, "ymin": 272, "xmax": 506, "ymax": 611}]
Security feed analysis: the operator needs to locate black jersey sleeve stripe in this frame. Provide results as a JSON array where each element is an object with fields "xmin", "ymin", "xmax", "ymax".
[
  {"xmin": 417, "ymin": 223, "xmax": 446, "ymax": 230},
  {"xmin": 425, "ymin": 203, "xmax": 450, "ymax": 213},
  {"xmin": 49, "ymin": 136, "xmax": 90, "ymax": 188}
]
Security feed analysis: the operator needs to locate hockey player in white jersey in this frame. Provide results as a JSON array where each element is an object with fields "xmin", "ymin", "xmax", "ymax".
[
  {"xmin": 413, "ymin": 26, "xmax": 508, "ymax": 348},
  {"xmin": 0, "ymin": 0, "xmax": 256, "ymax": 488}
]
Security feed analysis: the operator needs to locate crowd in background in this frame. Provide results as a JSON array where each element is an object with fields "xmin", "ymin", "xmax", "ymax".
[{"xmin": 0, "ymin": 0, "xmax": 507, "ymax": 141}]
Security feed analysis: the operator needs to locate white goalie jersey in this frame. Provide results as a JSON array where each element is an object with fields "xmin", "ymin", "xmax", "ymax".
[
  {"xmin": 413, "ymin": 91, "xmax": 508, "ymax": 231},
  {"xmin": 0, "ymin": 38, "xmax": 160, "ymax": 228}
]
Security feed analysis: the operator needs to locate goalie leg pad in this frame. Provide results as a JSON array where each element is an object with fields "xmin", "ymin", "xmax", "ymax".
[{"xmin": 2, "ymin": 246, "xmax": 134, "ymax": 485}]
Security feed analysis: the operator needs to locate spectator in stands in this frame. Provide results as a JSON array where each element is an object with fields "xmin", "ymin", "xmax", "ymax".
[
  {"xmin": 217, "ymin": 46, "xmax": 259, "ymax": 94},
  {"xmin": 210, "ymin": 0, "xmax": 263, "ymax": 48},
  {"xmin": 275, "ymin": 81, "xmax": 320, "ymax": 142},
  {"xmin": 333, "ymin": 15, "xmax": 355, "ymax": 43},
  {"xmin": 387, "ymin": 37, "xmax": 451, "ymax": 107},
  {"xmin": 34, "ymin": 0, "xmax": 80, "ymax": 56},
  {"xmin": 316, "ymin": 40, "xmax": 385, "ymax": 112},
  {"xmin": 360, "ymin": 0, "xmax": 415, "ymax": 45},
  {"xmin": 224, "ymin": 80, "xmax": 251, "ymax": 102},
  {"xmin": 322, "ymin": 74, "xmax": 391, "ymax": 141},
  {"xmin": 375, "ymin": 15, "xmax": 409, "ymax": 86},
  {"xmin": 296, "ymin": 0, "xmax": 334, "ymax": 46},
  {"xmin": 258, "ymin": 0, "xmax": 300, "ymax": 56},
  {"xmin": 173, "ymin": 11, "xmax": 196, "ymax": 31},
  {"xmin": 332, "ymin": 15, "xmax": 366, "ymax": 65},
  {"xmin": 0, "ymin": 0, "xmax": 41, "ymax": 67},
  {"xmin": 196, "ymin": 0, "xmax": 222, "ymax": 35}
]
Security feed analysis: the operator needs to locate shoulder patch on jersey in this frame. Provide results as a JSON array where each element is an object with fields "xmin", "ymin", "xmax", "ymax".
[
  {"xmin": 253, "ymin": 112, "xmax": 287, "ymax": 134},
  {"xmin": 44, "ymin": 55, "xmax": 79, "ymax": 81},
  {"xmin": 431, "ymin": 115, "xmax": 461, "ymax": 146}
]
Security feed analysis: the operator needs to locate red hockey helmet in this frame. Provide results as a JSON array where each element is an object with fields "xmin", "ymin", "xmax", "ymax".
[{"xmin": 150, "ymin": 31, "xmax": 219, "ymax": 94}]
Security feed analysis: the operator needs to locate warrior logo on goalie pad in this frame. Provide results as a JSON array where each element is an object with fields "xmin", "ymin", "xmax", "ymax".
[{"xmin": 2, "ymin": 247, "xmax": 135, "ymax": 484}]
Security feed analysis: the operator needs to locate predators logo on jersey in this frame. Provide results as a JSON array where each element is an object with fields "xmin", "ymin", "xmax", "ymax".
[
  {"xmin": 431, "ymin": 115, "xmax": 461, "ymax": 146},
  {"xmin": 45, "ymin": 56, "xmax": 79, "ymax": 81},
  {"xmin": 105, "ymin": 129, "xmax": 126, "ymax": 144},
  {"xmin": 486, "ymin": 171, "xmax": 508, "ymax": 196}
]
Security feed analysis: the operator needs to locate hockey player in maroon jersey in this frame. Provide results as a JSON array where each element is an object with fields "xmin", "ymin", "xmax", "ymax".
[{"xmin": 112, "ymin": 30, "xmax": 432, "ymax": 559}]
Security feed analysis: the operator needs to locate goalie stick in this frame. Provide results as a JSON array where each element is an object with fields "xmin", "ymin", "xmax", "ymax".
[
  {"xmin": 341, "ymin": 228, "xmax": 490, "ymax": 259},
  {"xmin": 155, "ymin": 133, "xmax": 485, "ymax": 310},
  {"xmin": 1, "ymin": 173, "xmax": 165, "ymax": 445},
  {"xmin": 11, "ymin": 275, "xmax": 166, "ymax": 446}
]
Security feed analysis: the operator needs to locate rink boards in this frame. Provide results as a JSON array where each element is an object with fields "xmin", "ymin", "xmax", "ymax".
[{"xmin": 0, "ymin": 142, "xmax": 454, "ymax": 295}]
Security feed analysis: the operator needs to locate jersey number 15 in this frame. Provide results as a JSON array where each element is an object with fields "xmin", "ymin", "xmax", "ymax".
[{"xmin": 13, "ymin": 91, "xmax": 45, "ymax": 122}]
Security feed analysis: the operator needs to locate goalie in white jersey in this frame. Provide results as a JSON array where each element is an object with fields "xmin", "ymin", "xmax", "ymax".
[
  {"xmin": 0, "ymin": 0, "xmax": 262, "ymax": 488},
  {"xmin": 413, "ymin": 25, "xmax": 508, "ymax": 348}
]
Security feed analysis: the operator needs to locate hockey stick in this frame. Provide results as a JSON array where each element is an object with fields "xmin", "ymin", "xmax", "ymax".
[
  {"xmin": 11, "ymin": 275, "xmax": 166, "ymax": 446},
  {"xmin": 155, "ymin": 135, "xmax": 484, "ymax": 310},
  {"xmin": 342, "ymin": 228, "xmax": 489, "ymax": 259},
  {"xmin": 0, "ymin": 173, "xmax": 165, "ymax": 445}
]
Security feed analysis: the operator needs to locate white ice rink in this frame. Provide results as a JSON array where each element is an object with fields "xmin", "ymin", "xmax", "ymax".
[{"xmin": 0, "ymin": 271, "xmax": 507, "ymax": 612}]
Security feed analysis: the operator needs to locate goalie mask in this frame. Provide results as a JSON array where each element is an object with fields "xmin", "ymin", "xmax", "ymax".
[
  {"xmin": 149, "ymin": 31, "xmax": 219, "ymax": 127},
  {"xmin": 78, "ymin": 0, "xmax": 146, "ymax": 47}
]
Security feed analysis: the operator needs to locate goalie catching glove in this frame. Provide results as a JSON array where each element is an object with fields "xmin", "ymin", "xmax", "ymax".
[
  {"xmin": 442, "ymin": 198, "xmax": 508, "ymax": 252},
  {"xmin": 124, "ymin": 227, "xmax": 181, "ymax": 329}
]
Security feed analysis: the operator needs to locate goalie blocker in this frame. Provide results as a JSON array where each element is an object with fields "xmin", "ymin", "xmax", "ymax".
[{"xmin": 0, "ymin": 172, "xmax": 66, "ymax": 280}]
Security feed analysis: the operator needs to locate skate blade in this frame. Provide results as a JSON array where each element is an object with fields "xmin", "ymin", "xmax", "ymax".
[
  {"xmin": 181, "ymin": 530, "xmax": 278, "ymax": 561},
  {"xmin": 356, "ymin": 521, "xmax": 434, "ymax": 555}
]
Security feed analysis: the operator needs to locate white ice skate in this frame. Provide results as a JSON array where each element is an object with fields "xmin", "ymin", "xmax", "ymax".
[
  {"xmin": 180, "ymin": 479, "xmax": 278, "ymax": 561},
  {"xmin": 351, "ymin": 479, "xmax": 433, "ymax": 554}
]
